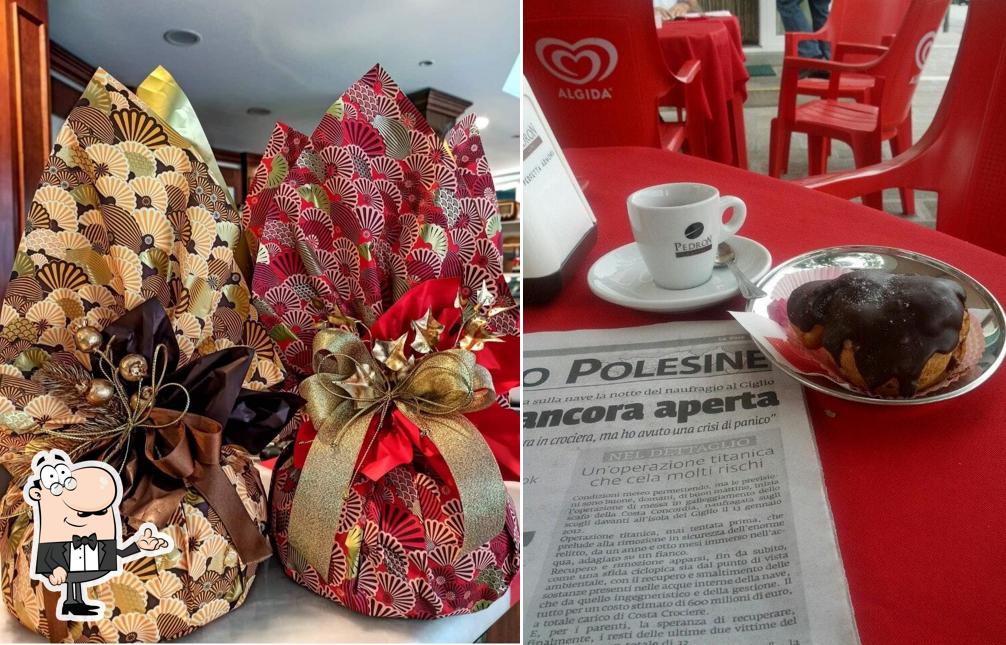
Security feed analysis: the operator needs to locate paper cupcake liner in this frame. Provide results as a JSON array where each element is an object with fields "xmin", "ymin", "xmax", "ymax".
[{"xmin": 732, "ymin": 268, "xmax": 984, "ymax": 399}]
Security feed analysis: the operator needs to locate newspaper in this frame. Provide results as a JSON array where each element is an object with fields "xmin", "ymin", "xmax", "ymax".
[{"xmin": 523, "ymin": 322, "xmax": 858, "ymax": 644}]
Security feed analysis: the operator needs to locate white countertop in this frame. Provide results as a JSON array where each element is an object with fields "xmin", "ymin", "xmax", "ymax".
[{"xmin": 0, "ymin": 477, "xmax": 520, "ymax": 644}]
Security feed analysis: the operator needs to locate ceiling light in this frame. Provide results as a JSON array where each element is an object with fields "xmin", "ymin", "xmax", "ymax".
[
  {"xmin": 246, "ymin": 107, "xmax": 271, "ymax": 116},
  {"xmin": 163, "ymin": 29, "xmax": 201, "ymax": 47},
  {"xmin": 475, "ymin": 116, "xmax": 491, "ymax": 130},
  {"xmin": 418, "ymin": 60, "xmax": 435, "ymax": 67}
]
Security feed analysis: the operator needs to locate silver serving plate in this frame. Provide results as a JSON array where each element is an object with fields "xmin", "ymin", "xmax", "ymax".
[{"xmin": 745, "ymin": 246, "xmax": 1006, "ymax": 405}]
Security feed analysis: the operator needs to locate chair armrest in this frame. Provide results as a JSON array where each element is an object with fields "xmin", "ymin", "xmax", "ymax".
[
  {"xmin": 833, "ymin": 41, "xmax": 889, "ymax": 61},
  {"xmin": 678, "ymin": 59, "xmax": 709, "ymax": 120},
  {"xmin": 671, "ymin": 59, "xmax": 701, "ymax": 85},
  {"xmin": 783, "ymin": 55, "xmax": 879, "ymax": 74},
  {"xmin": 797, "ymin": 158, "xmax": 919, "ymax": 200},
  {"xmin": 784, "ymin": 28, "xmax": 831, "ymax": 56},
  {"xmin": 672, "ymin": 59, "xmax": 709, "ymax": 158},
  {"xmin": 778, "ymin": 55, "xmax": 885, "ymax": 111}
]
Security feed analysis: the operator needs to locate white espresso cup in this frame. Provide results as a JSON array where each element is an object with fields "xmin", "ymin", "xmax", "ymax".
[{"xmin": 626, "ymin": 183, "xmax": 746, "ymax": 290}]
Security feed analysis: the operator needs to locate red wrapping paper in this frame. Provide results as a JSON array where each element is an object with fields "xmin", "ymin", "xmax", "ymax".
[{"xmin": 247, "ymin": 66, "xmax": 520, "ymax": 618}]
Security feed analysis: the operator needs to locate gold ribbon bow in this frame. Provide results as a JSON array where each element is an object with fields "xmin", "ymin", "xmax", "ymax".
[{"xmin": 288, "ymin": 327, "xmax": 507, "ymax": 580}]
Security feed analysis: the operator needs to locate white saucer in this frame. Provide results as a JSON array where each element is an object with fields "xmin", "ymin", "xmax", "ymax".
[{"xmin": 587, "ymin": 236, "xmax": 772, "ymax": 313}]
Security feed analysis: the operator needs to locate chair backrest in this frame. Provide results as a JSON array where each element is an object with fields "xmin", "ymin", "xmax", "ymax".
[
  {"xmin": 914, "ymin": 0, "xmax": 1006, "ymax": 251},
  {"xmin": 874, "ymin": 0, "xmax": 951, "ymax": 133},
  {"xmin": 825, "ymin": 0, "xmax": 913, "ymax": 56},
  {"xmin": 523, "ymin": 0, "xmax": 674, "ymax": 149}
]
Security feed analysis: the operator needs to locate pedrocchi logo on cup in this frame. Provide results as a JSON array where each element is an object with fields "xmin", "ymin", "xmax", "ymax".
[
  {"xmin": 675, "ymin": 237, "xmax": 713, "ymax": 258},
  {"xmin": 685, "ymin": 222, "xmax": 705, "ymax": 239},
  {"xmin": 535, "ymin": 37, "xmax": 617, "ymax": 100},
  {"xmin": 676, "ymin": 222, "xmax": 713, "ymax": 258}
]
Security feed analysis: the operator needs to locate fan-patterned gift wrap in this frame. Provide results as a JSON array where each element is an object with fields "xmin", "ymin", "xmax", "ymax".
[
  {"xmin": 1, "ymin": 447, "xmax": 267, "ymax": 642},
  {"xmin": 243, "ymin": 64, "xmax": 518, "ymax": 383},
  {"xmin": 245, "ymin": 66, "xmax": 520, "ymax": 618},
  {"xmin": 0, "ymin": 69, "xmax": 290, "ymax": 642},
  {"xmin": 0, "ymin": 69, "xmax": 285, "ymax": 392},
  {"xmin": 270, "ymin": 448, "xmax": 521, "ymax": 618}
]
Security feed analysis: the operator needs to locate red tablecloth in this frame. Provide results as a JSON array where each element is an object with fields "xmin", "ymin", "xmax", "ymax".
[
  {"xmin": 659, "ymin": 17, "xmax": 749, "ymax": 165},
  {"xmin": 525, "ymin": 147, "xmax": 1006, "ymax": 645}
]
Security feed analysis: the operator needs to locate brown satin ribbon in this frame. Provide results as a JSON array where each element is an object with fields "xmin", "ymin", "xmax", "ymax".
[
  {"xmin": 42, "ymin": 588, "xmax": 67, "ymax": 643},
  {"xmin": 36, "ymin": 411, "xmax": 270, "ymax": 637},
  {"xmin": 120, "ymin": 408, "xmax": 272, "ymax": 565}
]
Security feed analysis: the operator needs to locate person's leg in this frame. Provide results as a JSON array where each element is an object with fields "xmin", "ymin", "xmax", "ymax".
[
  {"xmin": 777, "ymin": 0, "xmax": 823, "ymax": 58},
  {"xmin": 809, "ymin": 0, "xmax": 832, "ymax": 59}
]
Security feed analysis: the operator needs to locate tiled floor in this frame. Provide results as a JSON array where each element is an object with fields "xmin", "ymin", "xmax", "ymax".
[{"xmin": 742, "ymin": 5, "xmax": 967, "ymax": 229}]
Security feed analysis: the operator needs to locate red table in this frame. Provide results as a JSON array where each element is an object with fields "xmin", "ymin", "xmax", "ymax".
[
  {"xmin": 525, "ymin": 147, "xmax": 1006, "ymax": 644},
  {"xmin": 658, "ymin": 16, "xmax": 750, "ymax": 168}
]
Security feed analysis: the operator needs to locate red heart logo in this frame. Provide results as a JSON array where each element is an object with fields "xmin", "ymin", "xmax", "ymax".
[{"xmin": 535, "ymin": 37, "xmax": 619, "ymax": 85}]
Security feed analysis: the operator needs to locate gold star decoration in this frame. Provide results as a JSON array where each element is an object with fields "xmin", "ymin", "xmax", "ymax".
[
  {"xmin": 372, "ymin": 334, "xmax": 411, "ymax": 373},
  {"xmin": 459, "ymin": 316, "xmax": 504, "ymax": 353},
  {"xmin": 410, "ymin": 308, "xmax": 445, "ymax": 354},
  {"xmin": 324, "ymin": 310, "xmax": 360, "ymax": 330},
  {"xmin": 476, "ymin": 282, "xmax": 495, "ymax": 309},
  {"xmin": 309, "ymin": 298, "xmax": 360, "ymax": 330},
  {"xmin": 332, "ymin": 363, "xmax": 383, "ymax": 407},
  {"xmin": 485, "ymin": 304, "xmax": 516, "ymax": 319}
]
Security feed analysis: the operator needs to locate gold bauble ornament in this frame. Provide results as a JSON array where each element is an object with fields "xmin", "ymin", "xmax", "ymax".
[
  {"xmin": 85, "ymin": 379, "xmax": 115, "ymax": 405},
  {"xmin": 118, "ymin": 354, "xmax": 148, "ymax": 382},
  {"xmin": 129, "ymin": 386, "xmax": 155, "ymax": 411},
  {"xmin": 74, "ymin": 326, "xmax": 102, "ymax": 352}
]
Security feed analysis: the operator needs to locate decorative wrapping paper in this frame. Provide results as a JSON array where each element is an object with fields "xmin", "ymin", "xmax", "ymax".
[
  {"xmin": 135, "ymin": 66, "xmax": 237, "ymax": 213},
  {"xmin": 130, "ymin": 66, "xmax": 255, "ymax": 283},
  {"xmin": 246, "ymin": 66, "xmax": 520, "ymax": 618},
  {"xmin": 0, "ymin": 67, "xmax": 285, "ymax": 410},
  {"xmin": 2, "ymin": 446, "xmax": 265, "ymax": 642},
  {"xmin": 0, "ymin": 69, "xmax": 294, "ymax": 642},
  {"xmin": 269, "ymin": 279, "xmax": 520, "ymax": 619},
  {"xmin": 730, "ymin": 267, "xmax": 984, "ymax": 399},
  {"xmin": 242, "ymin": 64, "xmax": 518, "ymax": 383},
  {"xmin": 270, "ymin": 453, "xmax": 520, "ymax": 618}
]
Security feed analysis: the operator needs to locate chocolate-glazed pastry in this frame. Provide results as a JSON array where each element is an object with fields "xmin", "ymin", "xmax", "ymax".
[{"xmin": 787, "ymin": 270, "xmax": 969, "ymax": 396}]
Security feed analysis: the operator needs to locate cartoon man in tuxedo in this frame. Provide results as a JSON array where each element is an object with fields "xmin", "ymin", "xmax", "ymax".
[{"xmin": 23, "ymin": 450, "xmax": 171, "ymax": 619}]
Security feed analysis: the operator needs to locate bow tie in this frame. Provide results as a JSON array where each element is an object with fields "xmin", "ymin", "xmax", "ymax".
[{"xmin": 72, "ymin": 533, "xmax": 97, "ymax": 549}]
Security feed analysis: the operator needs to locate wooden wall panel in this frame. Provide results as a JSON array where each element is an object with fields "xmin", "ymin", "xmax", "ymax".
[
  {"xmin": 0, "ymin": 0, "xmax": 49, "ymax": 294},
  {"xmin": 407, "ymin": 88, "xmax": 472, "ymax": 137},
  {"xmin": 242, "ymin": 152, "xmax": 262, "ymax": 205},
  {"xmin": 50, "ymin": 75, "xmax": 78, "ymax": 117},
  {"xmin": 13, "ymin": 0, "xmax": 49, "ymax": 200}
]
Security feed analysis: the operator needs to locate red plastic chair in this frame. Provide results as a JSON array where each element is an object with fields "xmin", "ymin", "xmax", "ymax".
[
  {"xmin": 789, "ymin": 0, "xmax": 913, "ymax": 101},
  {"xmin": 769, "ymin": 0, "xmax": 950, "ymax": 213},
  {"xmin": 800, "ymin": 0, "xmax": 1006, "ymax": 255},
  {"xmin": 776, "ymin": 0, "xmax": 914, "ymax": 177},
  {"xmin": 524, "ymin": 0, "xmax": 707, "ymax": 156}
]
